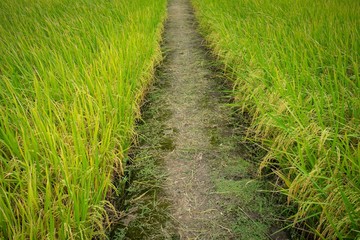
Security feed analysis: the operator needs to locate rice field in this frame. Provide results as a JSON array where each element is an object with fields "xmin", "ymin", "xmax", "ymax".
[
  {"xmin": 2, "ymin": 0, "xmax": 360, "ymax": 239},
  {"xmin": 192, "ymin": 0, "xmax": 360, "ymax": 239},
  {"xmin": 0, "ymin": 0, "xmax": 166, "ymax": 239}
]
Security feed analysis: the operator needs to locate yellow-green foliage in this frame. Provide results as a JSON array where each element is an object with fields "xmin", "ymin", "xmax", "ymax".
[
  {"xmin": 0, "ymin": 0, "xmax": 166, "ymax": 239},
  {"xmin": 192, "ymin": 0, "xmax": 360, "ymax": 239}
]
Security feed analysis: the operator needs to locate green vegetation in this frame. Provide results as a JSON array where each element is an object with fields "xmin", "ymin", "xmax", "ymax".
[
  {"xmin": 192, "ymin": 0, "xmax": 360, "ymax": 239},
  {"xmin": 0, "ymin": 0, "xmax": 166, "ymax": 238}
]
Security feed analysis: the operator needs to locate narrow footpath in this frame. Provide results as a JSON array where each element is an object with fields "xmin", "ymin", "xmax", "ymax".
[
  {"xmin": 116, "ymin": 0, "xmax": 290, "ymax": 239},
  {"xmin": 161, "ymin": 0, "xmax": 233, "ymax": 238}
]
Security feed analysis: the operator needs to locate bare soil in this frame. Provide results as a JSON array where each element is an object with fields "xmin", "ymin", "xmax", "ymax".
[
  {"xmin": 160, "ymin": 0, "xmax": 236, "ymax": 239},
  {"xmin": 113, "ymin": 0, "xmax": 290, "ymax": 239}
]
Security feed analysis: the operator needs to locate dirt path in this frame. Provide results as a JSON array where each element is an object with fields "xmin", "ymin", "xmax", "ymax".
[
  {"xmin": 161, "ymin": 0, "xmax": 232, "ymax": 238},
  {"xmin": 115, "ymin": 0, "xmax": 290, "ymax": 239},
  {"xmin": 159, "ymin": 0, "xmax": 238, "ymax": 238}
]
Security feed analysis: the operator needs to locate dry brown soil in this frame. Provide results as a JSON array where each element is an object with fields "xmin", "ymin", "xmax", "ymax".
[
  {"xmin": 161, "ymin": 0, "xmax": 235, "ymax": 239},
  {"xmin": 115, "ymin": 0, "xmax": 290, "ymax": 239}
]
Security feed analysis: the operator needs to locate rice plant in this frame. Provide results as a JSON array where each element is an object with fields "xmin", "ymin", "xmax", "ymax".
[
  {"xmin": 0, "ymin": 0, "xmax": 166, "ymax": 239},
  {"xmin": 192, "ymin": 0, "xmax": 360, "ymax": 239}
]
